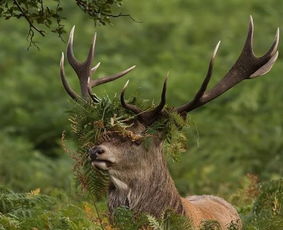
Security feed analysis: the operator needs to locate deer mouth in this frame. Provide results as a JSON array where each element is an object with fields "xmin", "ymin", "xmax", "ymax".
[{"xmin": 91, "ymin": 159, "xmax": 113, "ymax": 170}]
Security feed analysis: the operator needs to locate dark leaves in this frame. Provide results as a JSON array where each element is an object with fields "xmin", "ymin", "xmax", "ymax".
[{"xmin": 0, "ymin": 0, "xmax": 129, "ymax": 48}]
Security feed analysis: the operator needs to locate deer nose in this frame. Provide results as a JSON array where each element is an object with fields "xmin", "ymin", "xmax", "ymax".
[{"xmin": 88, "ymin": 146, "xmax": 105, "ymax": 161}]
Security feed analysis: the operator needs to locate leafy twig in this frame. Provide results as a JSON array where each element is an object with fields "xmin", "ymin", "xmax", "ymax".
[{"xmin": 13, "ymin": 0, "xmax": 45, "ymax": 37}]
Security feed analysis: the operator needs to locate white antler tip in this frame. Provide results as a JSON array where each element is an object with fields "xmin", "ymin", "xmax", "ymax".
[
  {"xmin": 123, "ymin": 80, "xmax": 130, "ymax": 90},
  {"xmin": 91, "ymin": 62, "xmax": 101, "ymax": 72},
  {"xmin": 124, "ymin": 65, "xmax": 136, "ymax": 73},
  {"xmin": 276, "ymin": 27, "xmax": 280, "ymax": 39},
  {"xmin": 71, "ymin": 25, "xmax": 75, "ymax": 32},
  {"xmin": 212, "ymin": 41, "xmax": 221, "ymax": 58},
  {"xmin": 69, "ymin": 26, "xmax": 75, "ymax": 44},
  {"xmin": 60, "ymin": 52, "xmax": 64, "ymax": 64},
  {"xmin": 249, "ymin": 15, "xmax": 254, "ymax": 29},
  {"xmin": 92, "ymin": 32, "xmax": 97, "ymax": 46}
]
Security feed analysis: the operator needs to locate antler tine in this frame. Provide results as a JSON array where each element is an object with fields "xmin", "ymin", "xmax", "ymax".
[
  {"xmin": 175, "ymin": 17, "xmax": 280, "ymax": 115},
  {"xmin": 91, "ymin": 62, "xmax": 101, "ymax": 74},
  {"xmin": 60, "ymin": 52, "xmax": 80, "ymax": 100},
  {"xmin": 89, "ymin": 65, "xmax": 136, "ymax": 88},
  {"xmin": 243, "ymin": 15, "xmax": 255, "ymax": 56},
  {"xmin": 153, "ymin": 76, "xmax": 167, "ymax": 112},
  {"xmin": 120, "ymin": 77, "xmax": 167, "ymax": 125},
  {"xmin": 66, "ymin": 26, "xmax": 96, "ymax": 99},
  {"xmin": 250, "ymin": 27, "xmax": 279, "ymax": 78},
  {"xmin": 259, "ymin": 27, "xmax": 280, "ymax": 60},
  {"xmin": 175, "ymin": 41, "xmax": 220, "ymax": 114},
  {"xmin": 142, "ymin": 76, "xmax": 167, "ymax": 118},
  {"xmin": 60, "ymin": 26, "xmax": 136, "ymax": 102},
  {"xmin": 243, "ymin": 16, "xmax": 279, "ymax": 67},
  {"xmin": 120, "ymin": 80, "xmax": 143, "ymax": 114}
]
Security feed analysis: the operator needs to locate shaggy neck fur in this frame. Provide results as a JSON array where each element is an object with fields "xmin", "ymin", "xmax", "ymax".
[{"xmin": 107, "ymin": 144, "xmax": 185, "ymax": 217}]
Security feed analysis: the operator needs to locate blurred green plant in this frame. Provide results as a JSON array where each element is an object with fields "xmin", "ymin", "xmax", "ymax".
[{"xmin": 0, "ymin": 132, "xmax": 73, "ymax": 192}]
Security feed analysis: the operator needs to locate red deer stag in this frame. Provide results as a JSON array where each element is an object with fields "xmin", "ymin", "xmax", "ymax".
[{"xmin": 59, "ymin": 17, "xmax": 279, "ymax": 229}]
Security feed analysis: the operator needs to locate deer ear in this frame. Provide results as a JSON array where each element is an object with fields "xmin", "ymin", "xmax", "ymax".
[{"xmin": 249, "ymin": 51, "xmax": 279, "ymax": 78}]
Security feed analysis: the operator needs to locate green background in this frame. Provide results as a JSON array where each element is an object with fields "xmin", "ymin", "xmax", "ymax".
[{"xmin": 0, "ymin": 0, "xmax": 282, "ymax": 228}]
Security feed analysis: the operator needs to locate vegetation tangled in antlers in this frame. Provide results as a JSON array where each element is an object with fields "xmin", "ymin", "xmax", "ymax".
[
  {"xmin": 68, "ymin": 96, "xmax": 189, "ymax": 199},
  {"xmin": 60, "ymin": 16, "xmax": 279, "ymax": 200},
  {"xmin": 60, "ymin": 25, "xmax": 192, "ymax": 198}
]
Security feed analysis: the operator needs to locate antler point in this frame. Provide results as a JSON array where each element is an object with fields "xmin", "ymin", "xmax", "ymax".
[
  {"xmin": 249, "ymin": 15, "xmax": 254, "ymax": 30},
  {"xmin": 212, "ymin": 41, "xmax": 221, "ymax": 58},
  {"xmin": 93, "ymin": 32, "xmax": 97, "ymax": 44},
  {"xmin": 70, "ymin": 25, "xmax": 75, "ymax": 35},
  {"xmin": 60, "ymin": 52, "xmax": 64, "ymax": 65},
  {"xmin": 124, "ymin": 80, "xmax": 130, "ymax": 89},
  {"xmin": 125, "ymin": 65, "xmax": 136, "ymax": 73},
  {"xmin": 91, "ymin": 62, "xmax": 101, "ymax": 73},
  {"xmin": 276, "ymin": 27, "xmax": 280, "ymax": 39}
]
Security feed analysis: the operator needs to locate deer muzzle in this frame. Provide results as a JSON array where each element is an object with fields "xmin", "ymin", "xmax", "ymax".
[{"xmin": 88, "ymin": 146, "xmax": 115, "ymax": 170}]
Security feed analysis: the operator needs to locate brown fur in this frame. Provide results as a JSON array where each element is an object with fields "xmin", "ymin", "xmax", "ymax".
[
  {"xmin": 183, "ymin": 196, "xmax": 241, "ymax": 229},
  {"xmin": 91, "ymin": 123, "xmax": 242, "ymax": 229}
]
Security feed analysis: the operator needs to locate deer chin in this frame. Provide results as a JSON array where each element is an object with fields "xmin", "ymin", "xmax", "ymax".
[{"xmin": 92, "ymin": 159, "xmax": 114, "ymax": 170}]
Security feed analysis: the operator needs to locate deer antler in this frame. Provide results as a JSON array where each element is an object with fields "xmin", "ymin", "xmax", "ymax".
[
  {"xmin": 175, "ymin": 16, "xmax": 279, "ymax": 115},
  {"xmin": 120, "ymin": 76, "xmax": 167, "ymax": 125},
  {"xmin": 120, "ymin": 16, "xmax": 279, "ymax": 124},
  {"xmin": 60, "ymin": 26, "xmax": 136, "ymax": 102}
]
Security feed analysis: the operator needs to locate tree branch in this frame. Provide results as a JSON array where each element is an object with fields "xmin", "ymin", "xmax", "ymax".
[{"xmin": 13, "ymin": 0, "xmax": 45, "ymax": 37}]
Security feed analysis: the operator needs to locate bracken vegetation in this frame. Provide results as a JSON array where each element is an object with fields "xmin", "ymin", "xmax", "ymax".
[
  {"xmin": 67, "ymin": 96, "xmax": 189, "ymax": 200},
  {"xmin": 0, "ymin": 0, "xmax": 282, "ymax": 229},
  {"xmin": 0, "ymin": 178, "xmax": 282, "ymax": 229}
]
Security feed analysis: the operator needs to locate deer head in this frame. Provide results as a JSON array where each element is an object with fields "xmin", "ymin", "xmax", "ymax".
[{"xmin": 60, "ymin": 17, "xmax": 279, "ymax": 221}]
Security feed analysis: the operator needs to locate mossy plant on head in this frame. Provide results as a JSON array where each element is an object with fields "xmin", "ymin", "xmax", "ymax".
[{"xmin": 68, "ymin": 96, "xmax": 189, "ymax": 199}]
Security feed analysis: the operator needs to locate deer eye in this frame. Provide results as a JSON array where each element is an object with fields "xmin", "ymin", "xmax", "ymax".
[{"xmin": 133, "ymin": 139, "xmax": 142, "ymax": 146}]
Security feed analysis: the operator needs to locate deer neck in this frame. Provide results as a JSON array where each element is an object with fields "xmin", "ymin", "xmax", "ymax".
[{"xmin": 107, "ymin": 146, "xmax": 185, "ymax": 217}]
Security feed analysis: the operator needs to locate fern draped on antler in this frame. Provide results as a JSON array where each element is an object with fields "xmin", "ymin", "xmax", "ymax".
[{"xmin": 68, "ymin": 96, "xmax": 188, "ymax": 199}]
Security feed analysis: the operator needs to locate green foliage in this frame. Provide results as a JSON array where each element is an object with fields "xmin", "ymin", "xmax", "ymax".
[
  {"xmin": 75, "ymin": 0, "xmax": 126, "ymax": 25},
  {"xmin": 0, "ymin": 0, "xmax": 64, "ymax": 47},
  {"xmin": 0, "ymin": 186, "xmax": 100, "ymax": 230},
  {"xmin": 163, "ymin": 112, "xmax": 189, "ymax": 161},
  {"xmin": 0, "ymin": 179, "xmax": 283, "ymax": 229},
  {"xmin": 147, "ymin": 210, "xmax": 193, "ymax": 230},
  {"xmin": 0, "ymin": 0, "xmax": 128, "ymax": 47},
  {"xmin": 112, "ymin": 207, "xmax": 146, "ymax": 230},
  {"xmin": 243, "ymin": 179, "xmax": 283, "ymax": 229},
  {"xmin": 0, "ymin": 133, "xmax": 72, "ymax": 192},
  {"xmin": 199, "ymin": 220, "xmax": 220, "ymax": 230}
]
